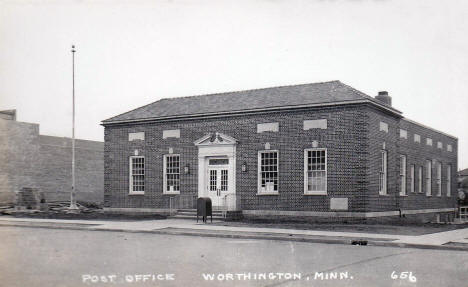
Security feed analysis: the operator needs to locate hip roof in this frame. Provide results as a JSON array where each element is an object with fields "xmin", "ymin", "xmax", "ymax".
[{"xmin": 102, "ymin": 80, "xmax": 401, "ymax": 124}]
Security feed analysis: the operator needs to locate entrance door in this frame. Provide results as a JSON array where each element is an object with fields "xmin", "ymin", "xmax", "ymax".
[{"xmin": 206, "ymin": 167, "xmax": 228, "ymax": 207}]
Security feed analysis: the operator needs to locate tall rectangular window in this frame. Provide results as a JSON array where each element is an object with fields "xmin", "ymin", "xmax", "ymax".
[
  {"xmin": 399, "ymin": 155, "xmax": 407, "ymax": 196},
  {"xmin": 129, "ymin": 156, "xmax": 145, "ymax": 194},
  {"xmin": 426, "ymin": 160, "xmax": 432, "ymax": 196},
  {"xmin": 436, "ymin": 161, "xmax": 442, "ymax": 196},
  {"xmin": 163, "ymin": 154, "xmax": 180, "ymax": 194},
  {"xmin": 304, "ymin": 149, "xmax": 327, "ymax": 195},
  {"xmin": 418, "ymin": 166, "xmax": 423, "ymax": 193},
  {"xmin": 258, "ymin": 151, "xmax": 279, "ymax": 194},
  {"xmin": 379, "ymin": 150, "xmax": 387, "ymax": 195},
  {"xmin": 410, "ymin": 164, "xmax": 415, "ymax": 193},
  {"xmin": 447, "ymin": 165, "xmax": 451, "ymax": 197}
]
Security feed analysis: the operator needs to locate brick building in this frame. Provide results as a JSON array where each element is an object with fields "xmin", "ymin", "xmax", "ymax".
[
  {"xmin": 102, "ymin": 81, "xmax": 458, "ymax": 221},
  {"xmin": 0, "ymin": 110, "xmax": 104, "ymax": 204}
]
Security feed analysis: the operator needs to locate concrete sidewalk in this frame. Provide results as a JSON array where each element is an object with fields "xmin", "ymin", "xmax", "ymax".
[{"xmin": 1, "ymin": 216, "xmax": 467, "ymax": 251}]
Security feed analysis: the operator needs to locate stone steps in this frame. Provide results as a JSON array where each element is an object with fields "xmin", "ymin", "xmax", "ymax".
[{"xmin": 171, "ymin": 209, "xmax": 226, "ymax": 220}]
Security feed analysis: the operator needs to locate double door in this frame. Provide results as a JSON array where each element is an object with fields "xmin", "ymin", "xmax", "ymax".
[{"xmin": 206, "ymin": 167, "xmax": 229, "ymax": 207}]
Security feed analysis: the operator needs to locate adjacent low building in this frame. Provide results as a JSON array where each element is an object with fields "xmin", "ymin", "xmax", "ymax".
[
  {"xmin": 102, "ymin": 81, "xmax": 458, "ymax": 222},
  {"xmin": 0, "ymin": 110, "xmax": 104, "ymax": 205}
]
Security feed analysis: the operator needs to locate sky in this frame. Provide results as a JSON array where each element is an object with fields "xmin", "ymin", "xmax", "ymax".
[{"xmin": 0, "ymin": 0, "xmax": 467, "ymax": 169}]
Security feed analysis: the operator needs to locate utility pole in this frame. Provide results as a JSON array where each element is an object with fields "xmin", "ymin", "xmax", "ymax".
[{"xmin": 69, "ymin": 45, "xmax": 78, "ymax": 211}]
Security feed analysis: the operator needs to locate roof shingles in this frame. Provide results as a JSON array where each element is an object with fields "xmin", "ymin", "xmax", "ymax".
[{"xmin": 103, "ymin": 80, "xmax": 399, "ymax": 123}]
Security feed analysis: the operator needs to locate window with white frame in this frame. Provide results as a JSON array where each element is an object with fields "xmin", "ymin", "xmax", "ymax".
[
  {"xmin": 399, "ymin": 155, "xmax": 407, "ymax": 196},
  {"xmin": 436, "ymin": 161, "xmax": 442, "ymax": 196},
  {"xmin": 447, "ymin": 165, "xmax": 451, "ymax": 197},
  {"xmin": 258, "ymin": 150, "xmax": 278, "ymax": 194},
  {"xmin": 379, "ymin": 150, "xmax": 387, "ymax": 195},
  {"xmin": 163, "ymin": 154, "xmax": 180, "ymax": 193},
  {"xmin": 410, "ymin": 164, "xmax": 415, "ymax": 193},
  {"xmin": 129, "ymin": 156, "xmax": 145, "ymax": 194},
  {"xmin": 304, "ymin": 149, "xmax": 327, "ymax": 194},
  {"xmin": 426, "ymin": 160, "xmax": 432, "ymax": 196},
  {"xmin": 418, "ymin": 166, "xmax": 423, "ymax": 193}
]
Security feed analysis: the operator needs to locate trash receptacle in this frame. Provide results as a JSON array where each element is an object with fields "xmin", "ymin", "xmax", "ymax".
[{"xmin": 197, "ymin": 197, "xmax": 212, "ymax": 223}]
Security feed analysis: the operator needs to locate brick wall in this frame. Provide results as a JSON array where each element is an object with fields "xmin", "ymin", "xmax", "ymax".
[
  {"xmin": 104, "ymin": 105, "xmax": 369, "ymax": 211},
  {"xmin": 0, "ymin": 119, "xmax": 40, "ymax": 203},
  {"xmin": 38, "ymin": 136, "xmax": 104, "ymax": 203},
  {"xmin": 366, "ymin": 106, "xmax": 457, "ymax": 212},
  {"xmin": 104, "ymin": 103, "xmax": 457, "ymax": 215},
  {"xmin": 0, "ymin": 118, "xmax": 104, "ymax": 204}
]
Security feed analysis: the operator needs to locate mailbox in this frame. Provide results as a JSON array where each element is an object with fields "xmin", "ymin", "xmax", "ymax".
[{"xmin": 197, "ymin": 197, "xmax": 212, "ymax": 223}]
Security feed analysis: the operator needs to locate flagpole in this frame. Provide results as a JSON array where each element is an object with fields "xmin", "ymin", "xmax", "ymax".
[{"xmin": 69, "ymin": 45, "xmax": 78, "ymax": 211}]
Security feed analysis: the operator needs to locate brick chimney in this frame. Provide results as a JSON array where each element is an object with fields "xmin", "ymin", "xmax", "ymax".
[{"xmin": 375, "ymin": 91, "xmax": 392, "ymax": 106}]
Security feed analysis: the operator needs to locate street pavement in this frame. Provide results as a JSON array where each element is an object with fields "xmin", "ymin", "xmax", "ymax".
[
  {"xmin": 0, "ymin": 217, "xmax": 468, "ymax": 250},
  {"xmin": 0, "ymin": 225, "xmax": 467, "ymax": 287}
]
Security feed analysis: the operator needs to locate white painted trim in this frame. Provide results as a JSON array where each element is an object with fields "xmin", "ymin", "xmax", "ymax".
[
  {"xmin": 196, "ymin": 134, "xmax": 236, "ymax": 204},
  {"xmin": 304, "ymin": 148, "xmax": 327, "ymax": 195},
  {"xmin": 258, "ymin": 150, "xmax": 279, "ymax": 194},
  {"xmin": 163, "ymin": 154, "xmax": 181, "ymax": 195},
  {"xmin": 194, "ymin": 132, "xmax": 238, "ymax": 146}
]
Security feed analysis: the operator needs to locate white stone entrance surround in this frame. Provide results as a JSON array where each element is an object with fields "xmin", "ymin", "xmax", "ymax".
[{"xmin": 194, "ymin": 133, "xmax": 237, "ymax": 206}]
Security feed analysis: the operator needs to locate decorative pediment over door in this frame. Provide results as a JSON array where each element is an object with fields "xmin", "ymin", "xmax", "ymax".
[{"xmin": 194, "ymin": 132, "xmax": 238, "ymax": 146}]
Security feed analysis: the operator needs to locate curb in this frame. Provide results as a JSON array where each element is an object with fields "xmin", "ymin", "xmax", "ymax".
[{"xmin": 1, "ymin": 220, "xmax": 467, "ymax": 252}]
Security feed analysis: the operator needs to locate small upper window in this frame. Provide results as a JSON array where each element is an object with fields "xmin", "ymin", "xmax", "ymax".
[
  {"xmin": 437, "ymin": 141, "xmax": 443, "ymax": 149},
  {"xmin": 414, "ymin": 134, "xmax": 421, "ymax": 143},
  {"xmin": 426, "ymin": 138, "xmax": 433, "ymax": 146}
]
